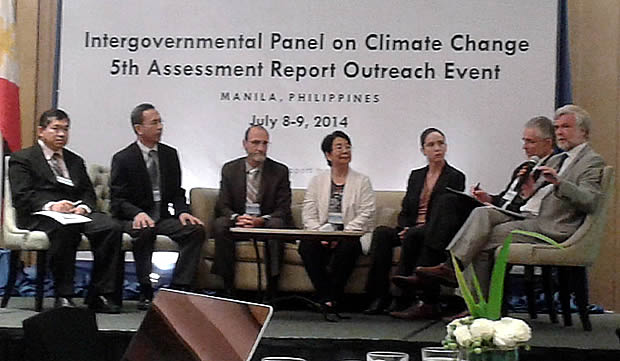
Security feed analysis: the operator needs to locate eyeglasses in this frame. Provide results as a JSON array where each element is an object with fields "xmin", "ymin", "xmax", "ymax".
[
  {"xmin": 333, "ymin": 144, "xmax": 352, "ymax": 152},
  {"xmin": 522, "ymin": 138, "xmax": 547, "ymax": 145},
  {"xmin": 46, "ymin": 126, "xmax": 69, "ymax": 133}
]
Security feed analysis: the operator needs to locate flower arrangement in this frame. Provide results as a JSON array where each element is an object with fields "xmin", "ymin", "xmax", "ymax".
[
  {"xmin": 441, "ymin": 229, "xmax": 564, "ymax": 360},
  {"xmin": 443, "ymin": 316, "xmax": 531, "ymax": 354}
]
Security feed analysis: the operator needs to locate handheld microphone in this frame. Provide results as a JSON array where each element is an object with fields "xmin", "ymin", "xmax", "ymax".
[{"xmin": 515, "ymin": 155, "xmax": 540, "ymax": 191}]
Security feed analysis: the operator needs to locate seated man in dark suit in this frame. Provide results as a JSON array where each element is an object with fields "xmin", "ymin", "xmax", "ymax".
[
  {"xmin": 212, "ymin": 125, "xmax": 293, "ymax": 297},
  {"xmin": 9, "ymin": 109, "xmax": 123, "ymax": 313},
  {"xmin": 110, "ymin": 103, "xmax": 205, "ymax": 310}
]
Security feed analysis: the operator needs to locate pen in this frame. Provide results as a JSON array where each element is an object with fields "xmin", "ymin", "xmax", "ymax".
[{"xmin": 474, "ymin": 182, "xmax": 480, "ymax": 191}]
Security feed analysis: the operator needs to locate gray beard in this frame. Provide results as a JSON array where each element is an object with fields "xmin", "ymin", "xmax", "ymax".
[{"xmin": 249, "ymin": 153, "xmax": 266, "ymax": 164}]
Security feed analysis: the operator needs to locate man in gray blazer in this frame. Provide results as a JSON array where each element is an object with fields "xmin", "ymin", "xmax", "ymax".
[
  {"xmin": 212, "ymin": 125, "xmax": 293, "ymax": 297},
  {"xmin": 417, "ymin": 105, "xmax": 605, "ymax": 296}
]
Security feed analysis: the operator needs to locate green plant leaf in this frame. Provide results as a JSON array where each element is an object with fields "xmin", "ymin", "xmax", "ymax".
[
  {"xmin": 470, "ymin": 267, "xmax": 487, "ymax": 308},
  {"xmin": 451, "ymin": 252, "xmax": 481, "ymax": 318},
  {"xmin": 486, "ymin": 233, "xmax": 513, "ymax": 320},
  {"xmin": 510, "ymin": 229, "xmax": 566, "ymax": 249},
  {"xmin": 452, "ymin": 229, "xmax": 565, "ymax": 321}
]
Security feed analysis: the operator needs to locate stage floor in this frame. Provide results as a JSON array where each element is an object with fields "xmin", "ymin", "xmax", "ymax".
[{"xmin": 1, "ymin": 296, "xmax": 619, "ymax": 350}]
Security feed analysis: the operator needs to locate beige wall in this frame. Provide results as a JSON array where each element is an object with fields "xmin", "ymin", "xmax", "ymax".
[
  {"xmin": 16, "ymin": 0, "xmax": 56, "ymax": 147},
  {"xmin": 14, "ymin": 1, "xmax": 620, "ymax": 310},
  {"xmin": 568, "ymin": 0, "xmax": 620, "ymax": 311}
]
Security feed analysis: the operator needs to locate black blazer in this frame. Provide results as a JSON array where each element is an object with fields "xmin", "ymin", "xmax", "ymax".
[
  {"xmin": 9, "ymin": 143, "xmax": 97, "ymax": 230},
  {"xmin": 110, "ymin": 142, "xmax": 189, "ymax": 220},
  {"xmin": 214, "ymin": 157, "xmax": 293, "ymax": 227},
  {"xmin": 397, "ymin": 162, "xmax": 466, "ymax": 228},
  {"xmin": 491, "ymin": 152, "xmax": 558, "ymax": 212}
]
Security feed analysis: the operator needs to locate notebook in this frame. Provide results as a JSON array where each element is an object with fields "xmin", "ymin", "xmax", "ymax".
[{"xmin": 122, "ymin": 289, "xmax": 273, "ymax": 361}]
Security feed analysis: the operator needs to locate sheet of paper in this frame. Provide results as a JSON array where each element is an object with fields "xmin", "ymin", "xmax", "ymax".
[{"xmin": 32, "ymin": 211, "xmax": 92, "ymax": 225}]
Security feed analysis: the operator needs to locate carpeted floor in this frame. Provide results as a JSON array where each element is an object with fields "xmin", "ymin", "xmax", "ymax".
[{"xmin": 1, "ymin": 297, "xmax": 619, "ymax": 360}]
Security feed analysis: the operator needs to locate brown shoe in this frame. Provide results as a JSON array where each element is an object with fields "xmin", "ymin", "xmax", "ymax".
[
  {"xmin": 391, "ymin": 274, "xmax": 431, "ymax": 290},
  {"xmin": 416, "ymin": 263, "xmax": 458, "ymax": 288},
  {"xmin": 390, "ymin": 302, "xmax": 440, "ymax": 320},
  {"xmin": 442, "ymin": 309, "xmax": 470, "ymax": 323}
]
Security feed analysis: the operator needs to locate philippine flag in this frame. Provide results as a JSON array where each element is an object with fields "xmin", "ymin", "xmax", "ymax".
[{"xmin": 0, "ymin": 0, "xmax": 20, "ymax": 152}]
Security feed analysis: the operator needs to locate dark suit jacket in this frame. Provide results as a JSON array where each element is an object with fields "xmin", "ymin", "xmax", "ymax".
[
  {"xmin": 9, "ymin": 143, "xmax": 97, "ymax": 230},
  {"xmin": 110, "ymin": 142, "xmax": 189, "ymax": 220},
  {"xmin": 397, "ymin": 162, "xmax": 465, "ymax": 228},
  {"xmin": 491, "ymin": 152, "xmax": 558, "ymax": 212},
  {"xmin": 214, "ymin": 157, "xmax": 293, "ymax": 227}
]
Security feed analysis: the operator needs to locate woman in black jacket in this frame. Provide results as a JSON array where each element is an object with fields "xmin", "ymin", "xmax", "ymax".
[{"xmin": 363, "ymin": 127, "xmax": 465, "ymax": 318}]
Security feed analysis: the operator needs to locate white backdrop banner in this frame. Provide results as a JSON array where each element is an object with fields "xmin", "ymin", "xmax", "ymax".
[{"xmin": 58, "ymin": 0, "xmax": 557, "ymax": 192}]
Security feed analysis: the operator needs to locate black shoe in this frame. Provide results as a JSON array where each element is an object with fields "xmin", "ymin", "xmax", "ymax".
[
  {"xmin": 386, "ymin": 297, "xmax": 411, "ymax": 313},
  {"xmin": 363, "ymin": 296, "xmax": 391, "ymax": 315},
  {"xmin": 217, "ymin": 287, "xmax": 237, "ymax": 299},
  {"xmin": 168, "ymin": 284, "xmax": 191, "ymax": 292},
  {"xmin": 137, "ymin": 294, "xmax": 152, "ymax": 311},
  {"xmin": 88, "ymin": 295, "xmax": 121, "ymax": 314},
  {"xmin": 137, "ymin": 284, "xmax": 153, "ymax": 311},
  {"xmin": 54, "ymin": 297, "xmax": 76, "ymax": 308}
]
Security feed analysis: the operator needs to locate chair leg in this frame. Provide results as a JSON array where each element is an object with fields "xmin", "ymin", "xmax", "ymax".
[
  {"xmin": 524, "ymin": 265, "xmax": 537, "ymax": 319},
  {"xmin": 557, "ymin": 266, "xmax": 573, "ymax": 327},
  {"xmin": 1, "ymin": 250, "xmax": 21, "ymax": 308},
  {"xmin": 501, "ymin": 265, "xmax": 512, "ymax": 317},
  {"xmin": 541, "ymin": 266, "xmax": 558, "ymax": 323},
  {"xmin": 35, "ymin": 251, "xmax": 47, "ymax": 312},
  {"xmin": 572, "ymin": 267, "xmax": 592, "ymax": 331}
]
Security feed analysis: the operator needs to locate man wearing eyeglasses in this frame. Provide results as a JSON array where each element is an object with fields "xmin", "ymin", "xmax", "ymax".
[
  {"xmin": 110, "ymin": 103, "xmax": 205, "ymax": 310},
  {"xmin": 212, "ymin": 125, "xmax": 293, "ymax": 298},
  {"xmin": 389, "ymin": 116, "xmax": 558, "ymax": 319},
  {"xmin": 417, "ymin": 105, "xmax": 605, "ymax": 300},
  {"xmin": 9, "ymin": 109, "xmax": 123, "ymax": 313}
]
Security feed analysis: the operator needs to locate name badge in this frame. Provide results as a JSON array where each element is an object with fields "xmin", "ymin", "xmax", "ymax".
[
  {"xmin": 56, "ymin": 176, "xmax": 75, "ymax": 187},
  {"xmin": 502, "ymin": 190, "xmax": 517, "ymax": 202},
  {"xmin": 245, "ymin": 202, "xmax": 261, "ymax": 216},
  {"xmin": 328, "ymin": 212, "xmax": 344, "ymax": 225},
  {"xmin": 152, "ymin": 190, "xmax": 161, "ymax": 202}
]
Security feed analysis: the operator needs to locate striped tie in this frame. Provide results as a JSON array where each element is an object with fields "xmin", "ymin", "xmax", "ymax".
[
  {"xmin": 50, "ymin": 153, "xmax": 64, "ymax": 177},
  {"xmin": 246, "ymin": 168, "xmax": 259, "ymax": 203}
]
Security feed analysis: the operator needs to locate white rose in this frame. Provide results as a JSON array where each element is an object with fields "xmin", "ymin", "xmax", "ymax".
[
  {"xmin": 470, "ymin": 318, "xmax": 495, "ymax": 340},
  {"xmin": 493, "ymin": 317, "xmax": 532, "ymax": 348},
  {"xmin": 453, "ymin": 325, "xmax": 473, "ymax": 347},
  {"xmin": 446, "ymin": 316, "xmax": 468, "ymax": 337}
]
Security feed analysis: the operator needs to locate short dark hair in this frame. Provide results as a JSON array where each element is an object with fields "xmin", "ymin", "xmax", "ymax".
[
  {"xmin": 39, "ymin": 109, "xmax": 70, "ymax": 128},
  {"xmin": 130, "ymin": 103, "xmax": 156, "ymax": 134},
  {"xmin": 420, "ymin": 127, "xmax": 445, "ymax": 148},
  {"xmin": 244, "ymin": 125, "xmax": 268, "ymax": 140},
  {"xmin": 321, "ymin": 130, "xmax": 351, "ymax": 167}
]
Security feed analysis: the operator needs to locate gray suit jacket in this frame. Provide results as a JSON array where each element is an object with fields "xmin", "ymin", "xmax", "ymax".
[{"xmin": 536, "ymin": 143, "xmax": 605, "ymax": 241}]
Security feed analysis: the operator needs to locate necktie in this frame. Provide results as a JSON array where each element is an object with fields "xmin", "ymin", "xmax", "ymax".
[
  {"xmin": 555, "ymin": 153, "xmax": 569, "ymax": 173},
  {"xmin": 50, "ymin": 153, "xmax": 64, "ymax": 177},
  {"xmin": 246, "ymin": 168, "xmax": 259, "ymax": 203},
  {"xmin": 147, "ymin": 150, "xmax": 161, "ymax": 221},
  {"xmin": 147, "ymin": 150, "xmax": 160, "ymax": 190}
]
